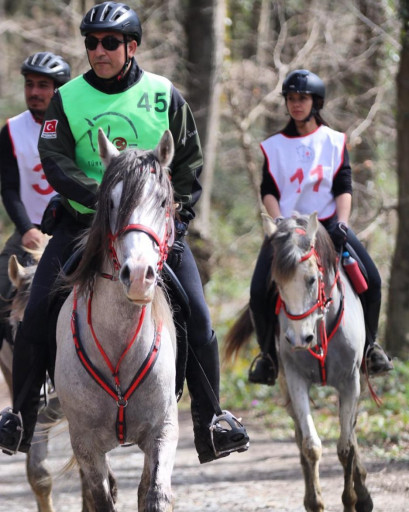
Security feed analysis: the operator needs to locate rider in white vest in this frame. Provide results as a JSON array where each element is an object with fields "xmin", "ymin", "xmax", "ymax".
[
  {"xmin": 0, "ymin": 52, "xmax": 70, "ymax": 350},
  {"xmin": 249, "ymin": 69, "xmax": 393, "ymax": 385}
]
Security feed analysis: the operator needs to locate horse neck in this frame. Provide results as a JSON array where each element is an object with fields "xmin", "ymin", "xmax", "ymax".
[{"xmin": 323, "ymin": 265, "xmax": 342, "ymax": 321}]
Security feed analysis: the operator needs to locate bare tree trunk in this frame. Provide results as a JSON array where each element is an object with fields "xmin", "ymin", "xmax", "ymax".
[
  {"xmin": 184, "ymin": 0, "xmax": 225, "ymax": 238},
  {"xmin": 182, "ymin": 0, "xmax": 226, "ymax": 283},
  {"xmin": 385, "ymin": 0, "xmax": 409, "ymax": 357},
  {"xmin": 194, "ymin": 0, "xmax": 225, "ymax": 238}
]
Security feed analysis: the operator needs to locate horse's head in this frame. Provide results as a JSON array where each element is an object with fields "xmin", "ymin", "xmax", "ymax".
[
  {"xmin": 75, "ymin": 129, "xmax": 175, "ymax": 305},
  {"xmin": 264, "ymin": 212, "xmax": 337, "ymax": 350}
]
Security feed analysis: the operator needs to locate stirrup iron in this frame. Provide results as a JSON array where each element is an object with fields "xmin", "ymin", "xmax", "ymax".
[
  {"xmin": 209, "ymin": 410, "xmax": 249, "ymax": 458},
  {"xmin": 0, "ymin": 407, "xmax": 24, "ymax": 456},
  {"xmin": 248, "ymin": 352, "xmax": 277, "ymax": 385}
]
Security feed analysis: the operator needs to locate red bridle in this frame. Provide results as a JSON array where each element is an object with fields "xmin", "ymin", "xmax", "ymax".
[
  {"xmin": 275, "ymin": 247, "xmax": 334, "ymax": 320},
  {"xmin": 107, "ymin": 212, "xmax": 172, "ymax": 278},
  {"xmin": 275, "ymin": 245, "xmax": 344, "ymax": 385}
]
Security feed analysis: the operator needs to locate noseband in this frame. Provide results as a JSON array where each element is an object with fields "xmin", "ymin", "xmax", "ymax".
[
  {"xmin": 275, "ymin": 246, "xmax": 334, "ymax": 320},
  {"xmin": 107, "ymin": 213, "xmax": 172, "ymax": 279}
]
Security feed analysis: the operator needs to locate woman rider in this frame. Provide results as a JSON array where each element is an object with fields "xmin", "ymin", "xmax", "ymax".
[{"xmin": 248, "ymin": 69, "xmax": 393, "ymax": 385}]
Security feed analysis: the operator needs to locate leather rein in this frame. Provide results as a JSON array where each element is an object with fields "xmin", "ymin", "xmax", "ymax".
[
  {"xmin": 70, "ymin": 217, "xmax": 172, "ymax": 444},
  {"xmin": 275, "ymin": 245, "xmax": 345, "ymax": 385}
]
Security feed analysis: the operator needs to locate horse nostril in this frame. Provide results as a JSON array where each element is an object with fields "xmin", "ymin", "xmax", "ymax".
[
  {"xmin": 145, "ymin": 265, "xmax": 155, "ymax": 282},
  {"xmin": 120, "ymin": 264, "xmax": 131, "ymax": 286},
  {"xmin": 305, "ymin": 334, "xmax": 314, "ymax": 345}
]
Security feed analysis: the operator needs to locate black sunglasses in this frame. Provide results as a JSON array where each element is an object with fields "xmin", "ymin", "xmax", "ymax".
[{"xmin": 84, "ymin": 35, "xmax": 126, "ymax": 51}]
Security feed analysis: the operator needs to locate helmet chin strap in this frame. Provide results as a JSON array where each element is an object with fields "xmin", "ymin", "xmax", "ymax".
[
  {"xmin": 116, "ymin": 41, "xmax": 130, "ymax": 81},
  {"xmin": 300, "ymin": 106, "xmax": 317, "ymax": 123}
]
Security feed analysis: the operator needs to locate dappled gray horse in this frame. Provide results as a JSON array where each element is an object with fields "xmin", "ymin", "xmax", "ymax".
[
  {"xmin": 55, "ymin": 129, "xmax": 178, "ymax": 512},
  {"xmin": 225, "ymin": 212, "xmax": 373, "ymax": 512}
]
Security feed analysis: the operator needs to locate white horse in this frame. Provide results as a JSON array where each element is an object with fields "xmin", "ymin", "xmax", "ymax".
[
  {"xmin": 55, "ymin": 129, "xmax": 178, "ymax": 512},
  {"xmin": 225, "ymin": 212, "xmax": 373, "ymax": 512}
]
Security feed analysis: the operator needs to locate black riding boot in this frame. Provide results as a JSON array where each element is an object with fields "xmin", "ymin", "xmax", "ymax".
[
  {"xmin": 248, "ymin": 305, "xmax": 278, "ymax": 386},
  {"xmin": 186, "ymin": 332, "xmax": 249, "ymax": 464},
  {"xmin": 364, "ymin": 299, "xmax": 393, "ymax": 376},
  {"xmin": 0, "ymin": 325, "xmax": 47, "ymax": 455}
]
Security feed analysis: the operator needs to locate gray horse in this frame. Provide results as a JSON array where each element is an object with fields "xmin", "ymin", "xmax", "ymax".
[
  {"xmin": 55, "ymin": 129, "xmax": 178, "ymax": 512},
  {"xmin": 225, "ymin": 212, "xmax": 373, "ymax": 512}
]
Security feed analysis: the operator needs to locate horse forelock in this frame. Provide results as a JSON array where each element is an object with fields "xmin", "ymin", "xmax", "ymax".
[
  {"xmin": 270, "ymin": 215, "xmax": 336, "ymax": 286},
  {"xmin": 270, "ymin": 217, "xmax": 310, "ymax": 284}
]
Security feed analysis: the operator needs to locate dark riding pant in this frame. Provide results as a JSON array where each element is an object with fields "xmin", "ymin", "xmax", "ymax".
[
  {"xmin": 170, "ymin": 241, "xmax": 219, "ymax": 412},
  {"xmin": 0, "ymin": 230, "xmax": 33, "ymax": 346},
  {"xmin": 12, "ymin": 211, "xmax": 84, "ymax": 445}
]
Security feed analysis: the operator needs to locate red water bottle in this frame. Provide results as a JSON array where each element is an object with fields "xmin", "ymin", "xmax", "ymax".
[{"xmin": 342, "ymin": 251, "xmax": 368, "ymax": 294}]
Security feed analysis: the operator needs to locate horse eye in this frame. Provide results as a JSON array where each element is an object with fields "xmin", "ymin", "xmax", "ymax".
[
  {"xmin": 161, "ymin": 199, "xmax": 166, "ymax": 208},
  {"xmin": 307, "ymin": 276, "xmax": 316, "ymax": 287}
]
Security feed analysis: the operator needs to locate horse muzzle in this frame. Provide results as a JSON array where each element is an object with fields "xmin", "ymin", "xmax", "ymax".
[
  {"xmin": 119, "ymin": 260, "xmax": 157, "ymax": 304},
  {"xmin": 285, "ymin": 330, "xmax": 317, "ymax": 350}
]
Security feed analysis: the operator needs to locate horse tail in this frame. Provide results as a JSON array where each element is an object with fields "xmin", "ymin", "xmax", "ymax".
[{"xmin": 223, "ymin": 304, "xmax": 254, "ymax": 363}]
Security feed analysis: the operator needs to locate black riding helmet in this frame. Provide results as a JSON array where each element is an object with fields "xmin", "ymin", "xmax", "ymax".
[
  {"xmin": 80, "ymin": 1, "xmax": 142, "ymax": 45},
  {"xmin": 21, "ymin": 52, "xmax": 71, "ymax": 86},
  {"xmin": 282, "ymin": 69, "xmax": 326, "ymax": 123},
  {"xmin": 282, "ymin": 69, "xmax": 325, "ymax": 100}
]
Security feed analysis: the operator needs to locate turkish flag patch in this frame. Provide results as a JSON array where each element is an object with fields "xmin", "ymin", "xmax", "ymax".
[{"xmin": 41, "ymin": 119, "xmax": 58, "ymax": 139}]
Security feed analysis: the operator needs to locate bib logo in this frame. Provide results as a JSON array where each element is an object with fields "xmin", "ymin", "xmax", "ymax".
[
  {"xmin": 41, "ymin": 120, "xmax": 58, "ymax": 139},
  {"xmin": 112, "ymin": 137, "xmax": 127, "ymax": 151},
  {"xmin": 297, "ymin": 145, "xmax": 314, "ymax": 163},
  {"xmin": 84, "ymin": 113, "xmax": 139, "ymax": 153}
]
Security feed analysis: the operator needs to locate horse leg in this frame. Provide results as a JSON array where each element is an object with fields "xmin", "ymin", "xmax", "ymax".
[
  {"xmin": 138, "ymin": 406, "xmax": 178, "ymax": 512},
  {"xmin": 79, "ymin": 463, "xmax": 117, "ymax": 512},
  {"xmin": 71, "ymin": 439, "xmax": 117, "ymax": 512},
  {"xmin": 26, "ymin": 396, "xmax": 64, "ymax": 512},
  {"xmin": 337, "ymin": 378, "xmax": 373, "ymax": 512},
  {"xmin": 281, "ymin": 370, "xmax": 324, "ymax": 512},
  {"xmin": 0, "ymin": 341, "xmax": 13, "ymax": 397},
  {"xmin": 351, "ymin": 431, "xmax": 373, "ymax": 512}
]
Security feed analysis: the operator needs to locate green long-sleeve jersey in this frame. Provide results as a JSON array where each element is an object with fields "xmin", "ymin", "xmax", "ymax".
[{"xmin": 38, "ymin": 59, "xmax": 203, "ymax": 224}]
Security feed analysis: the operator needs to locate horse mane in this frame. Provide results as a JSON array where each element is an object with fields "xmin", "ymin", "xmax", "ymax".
[
  {"xmin": 270, "ymin": 213, "xmax": 337, "ymax": 287},
  {"xmin": 64, "ymin": 148, "xmax": 174, "ymax": 297}
]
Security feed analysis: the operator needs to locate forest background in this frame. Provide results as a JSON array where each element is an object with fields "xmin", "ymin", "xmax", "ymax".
[{"xmin": 0, "ymin": 0, "xmax": 408, "ymax": 457}]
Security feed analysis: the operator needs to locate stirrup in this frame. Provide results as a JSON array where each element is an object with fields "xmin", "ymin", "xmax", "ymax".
[
  {"xmin": 248, "ymin": 353, "xmax": 277, "ymax": 385},
  {"xmin": 209, "ymin": 410, "xmax": 250, "ymax": 458},
  {"xmin": 0, "ymin": 407, "xmax": 24, "ymax": 456},
  {"xmin": 364, "ymin": 342, "xmax": 393, "ymax": 376}
]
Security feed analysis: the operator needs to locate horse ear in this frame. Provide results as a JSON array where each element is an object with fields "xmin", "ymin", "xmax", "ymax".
[
  {"xmin": 155, "ymin": 130, "xmax": 174, "ymax": 168},
  {"xmin": 306, "ymin": 212, "xmax": 319, "ymax": 241},
  {"xmin": 261, "ymin": 213, "xmax": 277, "ymax": 238},
  {"xmin": 98, "ymin": 128, "xmax": 120, "ymax": 168},
  {"xmin": 8, "ymin": 254, "xmax": 25, "ymax": 288}
]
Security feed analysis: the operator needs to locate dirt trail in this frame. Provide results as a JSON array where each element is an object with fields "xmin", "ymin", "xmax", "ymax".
[{"xmin": 0, "ymin": 373, "xmax": 408, "ymax": 511}]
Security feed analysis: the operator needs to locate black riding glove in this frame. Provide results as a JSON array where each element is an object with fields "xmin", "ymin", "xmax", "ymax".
[
  {"xmin": 167, "ymin": 220, "xmax": 188, "ymax": 270},
  {"xmin": 331, "ymin": 221, "xmax": 348, "ymax": 253}
]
